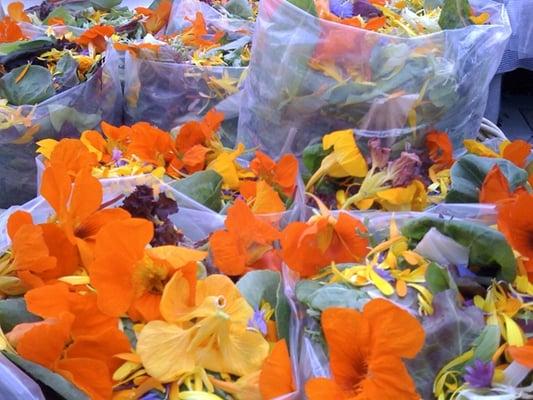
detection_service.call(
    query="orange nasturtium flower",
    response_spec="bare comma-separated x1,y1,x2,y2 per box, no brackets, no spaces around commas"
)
239,179,286,215
75,25,115,53
126,122,175,167
497,191,533,278
209,199,281,276
181,12,224,49
479,165,523,203
7,283,131,400
250,151,299,198
305,299,425,400
39,166,130,266
259,339,295,399
136,0,172,34
38,138,99,178
171,109,225,174
425,130,454,171
0,16,26,42
89,218,207,321
137,274,269,380
7,2,31,23
280,203,369,277
7,210,79,289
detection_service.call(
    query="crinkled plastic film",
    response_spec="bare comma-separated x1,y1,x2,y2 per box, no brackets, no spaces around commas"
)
237,0,511,158
166,0,255,35
0,45,123,208
123,51,245,137
502,0,533,60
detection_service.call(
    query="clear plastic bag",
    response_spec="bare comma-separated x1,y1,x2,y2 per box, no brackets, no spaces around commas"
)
0,354,45,400
0,46,123,209
123,51,245,137
237,0,511,158
502,0,533,60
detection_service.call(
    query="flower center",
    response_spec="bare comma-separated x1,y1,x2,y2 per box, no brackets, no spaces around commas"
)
134,255,169,295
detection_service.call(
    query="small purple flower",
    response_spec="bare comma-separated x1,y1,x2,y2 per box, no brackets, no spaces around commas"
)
464,359,494,389
373,266,393,282
369,138,391,169
329,0,354,18
111,148,127,167
352,0,382,19
248,308,267,335
389,152,422,187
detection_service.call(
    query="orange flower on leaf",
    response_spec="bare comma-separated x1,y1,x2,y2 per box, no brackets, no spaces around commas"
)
75,25,115,53
89,218,207,321
126,122,174,167
138,0,172,34
426,130,454,171
497,191,533,279
7,283,130,400
240,179,286,215
280,202,369,277
209,199,281,276
40,166,130,267
501,140,532,168
7,2,30,23
508,338,533,368
479,165,524,203
305,300,425,400
250,151,299,198
181,12,224,49
45,138,99,178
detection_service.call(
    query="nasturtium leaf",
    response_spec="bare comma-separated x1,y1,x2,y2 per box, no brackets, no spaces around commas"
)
425,262,453,294
297,282,368,311
170,170,223,212
471,325,501,364
0,38,55,57
3,352,89,400
286,0,317,16
0,298,41,333
224,0,254,19
48,105,101,133
402,217,517,282
54,54,80,91
236,270,280,310
43,7,76,27
406,290,484,399
446,155,528,203
438,0,472,29
295,280,322,304
302,143,328,176
0,65,55,106
91,0,122,10
275,278,291,344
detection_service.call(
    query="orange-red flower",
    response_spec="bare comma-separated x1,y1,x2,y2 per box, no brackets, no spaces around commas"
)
280,212,369,277
46,138,99,178
209,199,281,276
39,166,130,267
7,211,79,289
7,283,130,400
239,179,286,215
89,218,207,321
305,300,425,400
501,140,532,169
259,339,295,399
170,109,224,175
508,338,533,368
479,165,517,203
181,12,223,49
497,191,533,278
137,0,172,34
0,16,26,42
75,25,115,53
426,130,454,171
126,122,175,167
7,2,30,23
250,151,298,198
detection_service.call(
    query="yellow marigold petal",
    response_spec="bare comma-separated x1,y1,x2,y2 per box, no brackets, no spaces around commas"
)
464,139,499,158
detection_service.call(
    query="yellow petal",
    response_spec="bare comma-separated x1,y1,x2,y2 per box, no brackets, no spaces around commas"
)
369,267,395,296
251,181,286,214
57,275,91,285
502,314,525,346
179,392,224,400
36,138,59,160
376,184,417,211
469,12,489,24
208,152,241,189
137,320,196,382
463,139,499,158
322,130,368,178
